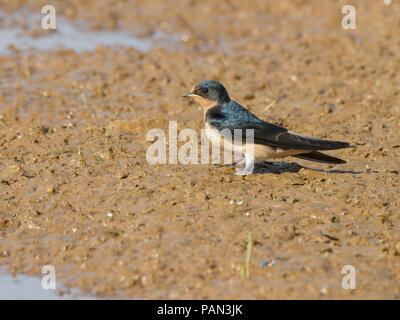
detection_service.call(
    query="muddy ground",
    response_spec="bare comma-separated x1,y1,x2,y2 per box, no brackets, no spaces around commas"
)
0,0,399,299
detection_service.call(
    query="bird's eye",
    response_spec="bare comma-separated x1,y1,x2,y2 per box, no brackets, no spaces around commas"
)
202,87,209,95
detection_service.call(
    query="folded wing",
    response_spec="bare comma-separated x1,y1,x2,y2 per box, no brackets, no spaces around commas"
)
207,101,350,151
233,122,349,151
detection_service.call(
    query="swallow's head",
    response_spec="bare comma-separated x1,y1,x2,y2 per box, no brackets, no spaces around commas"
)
183,80,230,110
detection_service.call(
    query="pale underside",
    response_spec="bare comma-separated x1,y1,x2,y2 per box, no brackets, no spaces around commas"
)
204,122,308,163
195,95,309,174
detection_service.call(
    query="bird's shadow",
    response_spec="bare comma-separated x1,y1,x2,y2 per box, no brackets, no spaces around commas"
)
251,161,362,175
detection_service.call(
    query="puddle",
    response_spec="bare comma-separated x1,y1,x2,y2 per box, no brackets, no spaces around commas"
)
0,10,177,54
0,269,94,300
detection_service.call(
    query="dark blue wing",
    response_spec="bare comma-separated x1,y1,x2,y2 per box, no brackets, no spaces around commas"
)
206,101,349,151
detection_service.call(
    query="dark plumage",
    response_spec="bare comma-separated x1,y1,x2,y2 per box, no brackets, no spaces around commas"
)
186,80,230,105
206,100,350,151
183,80,351,173
293,151,347,164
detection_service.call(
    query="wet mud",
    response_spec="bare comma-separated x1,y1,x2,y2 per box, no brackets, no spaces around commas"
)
0,0,399,298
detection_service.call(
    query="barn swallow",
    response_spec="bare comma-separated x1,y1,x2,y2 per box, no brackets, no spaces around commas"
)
183,80,351,175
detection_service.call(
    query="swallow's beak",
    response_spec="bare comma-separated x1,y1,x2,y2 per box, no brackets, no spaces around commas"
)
183,87,197,97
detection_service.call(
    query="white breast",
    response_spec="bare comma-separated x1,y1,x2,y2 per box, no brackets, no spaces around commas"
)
204,123,244,156
204,123,306,162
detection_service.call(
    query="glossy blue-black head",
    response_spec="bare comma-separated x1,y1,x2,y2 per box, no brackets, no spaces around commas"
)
183,80,230,106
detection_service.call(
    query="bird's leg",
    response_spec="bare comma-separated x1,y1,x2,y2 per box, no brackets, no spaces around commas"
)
215,155,245,167
233,155,245,166
234,154,255,176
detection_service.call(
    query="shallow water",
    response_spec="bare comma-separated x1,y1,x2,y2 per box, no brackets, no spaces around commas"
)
0,10,174,53
0,269,93,300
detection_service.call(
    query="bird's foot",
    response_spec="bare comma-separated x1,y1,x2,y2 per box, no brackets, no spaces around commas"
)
215,163,236,168
234,166,254,176
234,154,255,176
